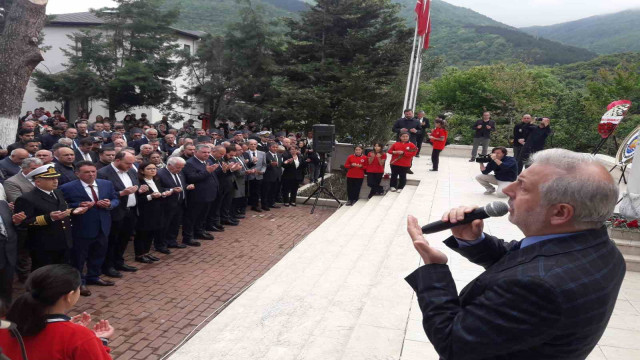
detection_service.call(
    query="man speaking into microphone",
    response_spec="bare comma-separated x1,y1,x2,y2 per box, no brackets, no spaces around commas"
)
405,148,625,360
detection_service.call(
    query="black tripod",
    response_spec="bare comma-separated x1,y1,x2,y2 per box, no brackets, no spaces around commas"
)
303,153,342,214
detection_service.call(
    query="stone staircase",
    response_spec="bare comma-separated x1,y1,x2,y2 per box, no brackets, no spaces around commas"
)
169,183,429,359
609,228,640,272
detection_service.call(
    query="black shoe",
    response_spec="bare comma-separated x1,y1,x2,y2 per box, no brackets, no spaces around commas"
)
86,278,115,286
284,203,290,207
168,244,187,249
183,240,201,247
270,205,280,209
235,214,246,219
415,155,420,158
261,207,271,211
206,225,224,232
115,264,138,272
429,169,438,172
251,207,263,212
289,203,296,207
156,248,171,254
146,254,160,261
469,159,475,162
345,200,353,206
103,268,123,278
195,232,214,240
407,169,414,174
80,285,92,296
221,220,238,226
136,256,153,264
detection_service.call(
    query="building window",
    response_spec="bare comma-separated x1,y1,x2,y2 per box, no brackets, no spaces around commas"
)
184,44,191,54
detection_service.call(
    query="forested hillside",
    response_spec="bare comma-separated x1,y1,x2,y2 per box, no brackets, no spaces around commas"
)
165,0,597,66
521,9,640,55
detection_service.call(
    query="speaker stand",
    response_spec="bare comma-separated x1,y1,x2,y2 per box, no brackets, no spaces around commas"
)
303,155,342,214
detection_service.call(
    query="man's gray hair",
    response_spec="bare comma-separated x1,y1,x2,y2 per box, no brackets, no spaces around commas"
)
195,144,210,151
167,156,186,166
58,137,73,146
21,157,42,169
530,149,618,229
145,128,158,135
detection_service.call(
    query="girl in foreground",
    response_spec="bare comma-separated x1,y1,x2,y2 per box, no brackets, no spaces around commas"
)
0,264,113,359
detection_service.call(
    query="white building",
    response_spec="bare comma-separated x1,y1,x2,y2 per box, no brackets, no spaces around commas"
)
21,12,206,124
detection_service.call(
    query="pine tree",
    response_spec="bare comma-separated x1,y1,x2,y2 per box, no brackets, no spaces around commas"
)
272,0,412,143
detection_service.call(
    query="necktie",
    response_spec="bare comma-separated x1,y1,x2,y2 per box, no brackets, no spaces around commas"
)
173,173,183,201
88,184,99,202
50,192,57,200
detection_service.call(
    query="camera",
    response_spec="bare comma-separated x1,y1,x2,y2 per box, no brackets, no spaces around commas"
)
475,154,492,163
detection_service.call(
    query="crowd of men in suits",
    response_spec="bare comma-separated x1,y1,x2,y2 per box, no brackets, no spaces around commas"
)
0,111,322,300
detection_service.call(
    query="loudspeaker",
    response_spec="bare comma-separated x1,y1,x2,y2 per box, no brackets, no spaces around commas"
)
312,124,335,153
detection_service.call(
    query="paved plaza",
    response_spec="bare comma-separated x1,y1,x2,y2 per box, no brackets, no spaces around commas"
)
168,155,640,360
34,205,335,360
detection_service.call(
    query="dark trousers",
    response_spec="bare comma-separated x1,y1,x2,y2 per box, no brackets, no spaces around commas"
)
248,179,262,207
0,265,15,304
183,201,211,240
282,178,300,204
367,173,383,196
208,187,232,225
70,232,108,284
390,165,408,189
261,180,278,207
135,229,163,256
232,197,247,215
514,145,524,174
276,178,284,202
16,230,30,280
164,202,184,246
416,135,425,154
30,249,68,271
103,208,136,271
347,177,364,201
431,149,442,170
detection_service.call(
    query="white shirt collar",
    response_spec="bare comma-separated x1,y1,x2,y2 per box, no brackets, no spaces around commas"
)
81,180,97,188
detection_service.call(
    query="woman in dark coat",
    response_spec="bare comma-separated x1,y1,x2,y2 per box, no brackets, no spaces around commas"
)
282,146,307,207
135,162,171,263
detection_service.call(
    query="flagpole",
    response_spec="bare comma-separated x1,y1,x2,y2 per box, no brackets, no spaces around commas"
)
402,24,419,115
410,39,423,110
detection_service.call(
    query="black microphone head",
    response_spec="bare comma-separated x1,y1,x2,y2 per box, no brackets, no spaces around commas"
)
484,201,509,217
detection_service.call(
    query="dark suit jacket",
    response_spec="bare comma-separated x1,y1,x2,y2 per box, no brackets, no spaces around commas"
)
183,157,218,203
40,134,62,150
0,157,20,180
59,179,119,239
212,156,234,192
74,149,99,164
282,154,306,182
264,152,283,182
157,168,187,207
405,227,625,360
15,188,72,251
0,201,18,270
53,161,77,185
97,165,139,221
135,178,166,231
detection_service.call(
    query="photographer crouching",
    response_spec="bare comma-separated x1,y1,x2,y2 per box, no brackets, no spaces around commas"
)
475,146,517,197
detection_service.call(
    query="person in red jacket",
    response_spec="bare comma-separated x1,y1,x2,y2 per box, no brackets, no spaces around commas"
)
344,145,367,206
0,264,113,360
387,132,417,193
429,117,448,172
366,142,387,198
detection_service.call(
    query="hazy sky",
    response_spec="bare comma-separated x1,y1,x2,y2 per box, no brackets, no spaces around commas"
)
46,0,640,27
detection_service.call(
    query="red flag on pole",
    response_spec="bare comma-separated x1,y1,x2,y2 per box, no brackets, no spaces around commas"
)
415,0,428,36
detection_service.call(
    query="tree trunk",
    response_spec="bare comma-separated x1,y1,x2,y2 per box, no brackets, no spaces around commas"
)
0,0,47,148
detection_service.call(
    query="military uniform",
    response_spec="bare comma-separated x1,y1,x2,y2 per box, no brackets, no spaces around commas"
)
14,165,73,270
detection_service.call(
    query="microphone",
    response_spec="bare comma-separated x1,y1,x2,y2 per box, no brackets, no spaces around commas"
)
421,201,509,234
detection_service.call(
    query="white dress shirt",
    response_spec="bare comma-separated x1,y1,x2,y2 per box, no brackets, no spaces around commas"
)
143,178,160,201
111,163,136,207
80,180,99,201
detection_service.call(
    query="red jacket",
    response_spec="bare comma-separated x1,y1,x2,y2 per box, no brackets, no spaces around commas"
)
431,128,448,150
387,141,417,167
345,154,368,178
0,320,112,360
366,152,387,174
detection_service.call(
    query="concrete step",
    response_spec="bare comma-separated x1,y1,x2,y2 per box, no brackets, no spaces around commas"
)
624,254,640,272
169,190,413,359
614,239,640,257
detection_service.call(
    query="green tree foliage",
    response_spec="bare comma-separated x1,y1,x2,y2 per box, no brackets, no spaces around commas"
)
32,0,182,118
180,1,279,124
271,0,412,144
